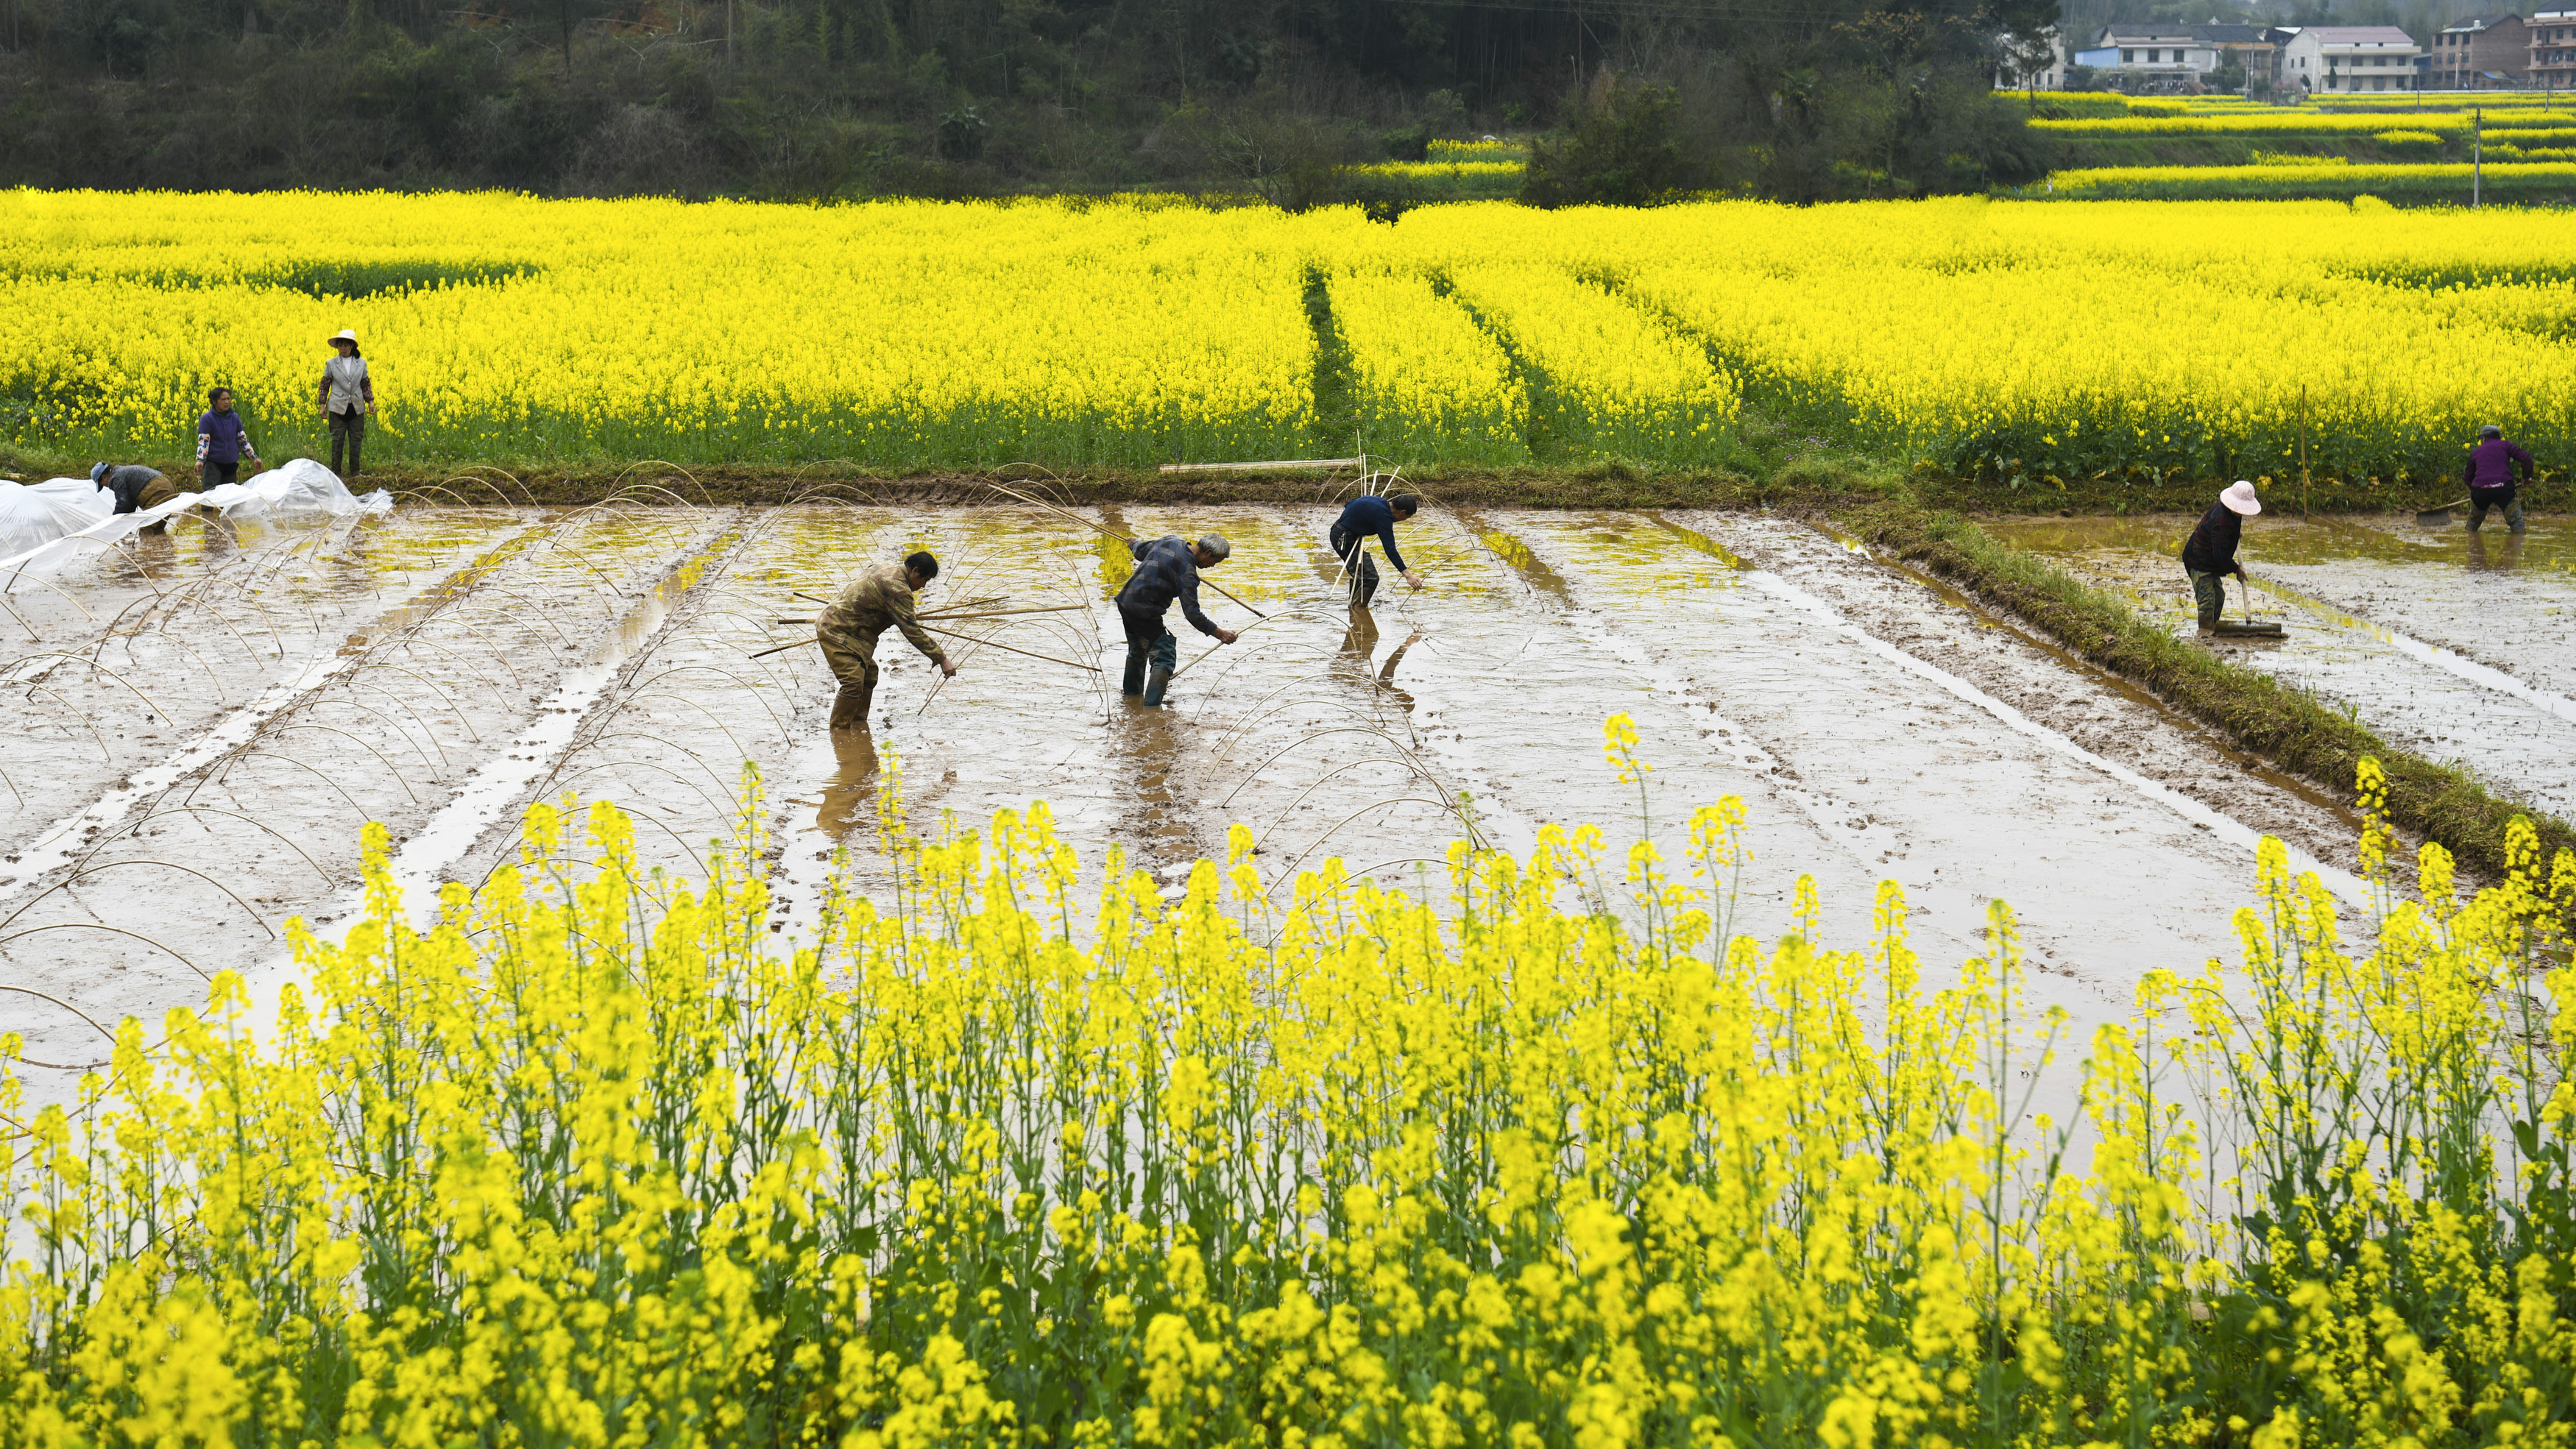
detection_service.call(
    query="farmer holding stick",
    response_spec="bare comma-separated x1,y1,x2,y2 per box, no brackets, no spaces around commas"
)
1119,533,1236,706
2182,481,2260,636
817,550,958,731
2463,424,2535,536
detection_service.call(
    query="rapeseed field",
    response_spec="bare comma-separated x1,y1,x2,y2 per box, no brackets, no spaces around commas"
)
4,735,2572,1445
5,190,2575,483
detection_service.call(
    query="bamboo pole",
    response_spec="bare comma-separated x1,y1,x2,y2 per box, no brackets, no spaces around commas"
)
917,603,1089,620
916,623,1100,672
752,621,1100,672
1156,456,1365,474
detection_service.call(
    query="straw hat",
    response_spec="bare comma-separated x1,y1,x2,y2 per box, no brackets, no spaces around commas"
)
2221,481,2262,516
328,329,358,347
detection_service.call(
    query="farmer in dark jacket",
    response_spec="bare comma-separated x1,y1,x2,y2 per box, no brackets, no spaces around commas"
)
2463,424,2535,536
1117,534,1236,706
197,387,258,489
2181,481,2261,634
1329,492,1428,608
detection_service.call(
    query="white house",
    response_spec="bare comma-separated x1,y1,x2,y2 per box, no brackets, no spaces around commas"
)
2279,25,2425,93
2072,29,2223,88
1994,29,2068,90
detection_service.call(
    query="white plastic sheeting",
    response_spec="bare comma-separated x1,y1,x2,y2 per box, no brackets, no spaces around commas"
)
0,478,113,559
0,485,203,583
199,458,391,518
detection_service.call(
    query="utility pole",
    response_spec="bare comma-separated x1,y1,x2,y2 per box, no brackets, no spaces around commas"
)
2299,384,2310,516
2474,105,2483,208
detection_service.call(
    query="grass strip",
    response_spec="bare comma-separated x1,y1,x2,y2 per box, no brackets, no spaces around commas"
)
1838,497,2576,885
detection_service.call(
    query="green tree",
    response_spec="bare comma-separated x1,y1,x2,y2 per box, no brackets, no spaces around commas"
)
1520,71,1710,208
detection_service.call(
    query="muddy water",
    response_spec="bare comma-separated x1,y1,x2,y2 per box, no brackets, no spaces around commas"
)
5,504,2398,1110
1,502,723,1070
1989,514,2576,823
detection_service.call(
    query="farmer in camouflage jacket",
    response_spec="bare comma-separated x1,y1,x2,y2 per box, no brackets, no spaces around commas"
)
818,550,957,731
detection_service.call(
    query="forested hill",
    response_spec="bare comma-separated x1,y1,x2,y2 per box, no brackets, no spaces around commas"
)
0,0,2062,202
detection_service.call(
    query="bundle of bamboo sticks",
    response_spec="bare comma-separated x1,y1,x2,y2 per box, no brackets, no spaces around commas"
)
751,590,1100,672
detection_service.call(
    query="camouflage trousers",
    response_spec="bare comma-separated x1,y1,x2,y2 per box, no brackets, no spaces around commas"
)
817,612,882,731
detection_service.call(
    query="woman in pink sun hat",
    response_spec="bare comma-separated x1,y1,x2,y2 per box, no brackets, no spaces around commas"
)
2181,481,2260,636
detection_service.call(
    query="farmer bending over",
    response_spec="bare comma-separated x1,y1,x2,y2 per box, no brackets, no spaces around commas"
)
2464,424,2535,536
2182,481,2260,636
1118,534,1236,707
1330,492,1428,609
818,550,957,732
88,461,181,534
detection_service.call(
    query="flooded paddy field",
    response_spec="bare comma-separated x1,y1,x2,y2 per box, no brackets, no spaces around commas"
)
3,503,2401,1092
1988,514,2576,823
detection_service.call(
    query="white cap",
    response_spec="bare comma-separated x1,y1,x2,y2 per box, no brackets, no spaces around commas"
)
329,329,358,346
2221,481,2262,516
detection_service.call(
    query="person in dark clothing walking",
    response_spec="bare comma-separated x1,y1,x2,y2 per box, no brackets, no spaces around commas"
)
2463,424,2535,536
2181,481,2261,634
1117,533,1237,706
1329,492,1428,608
317,329,375,478
197,388,258,489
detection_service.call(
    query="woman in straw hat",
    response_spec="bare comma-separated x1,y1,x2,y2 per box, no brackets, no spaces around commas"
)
316,329,375,478
2181,481,2260,635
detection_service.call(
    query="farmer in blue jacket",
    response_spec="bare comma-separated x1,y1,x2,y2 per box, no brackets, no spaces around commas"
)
197,387,259,489
1329,492,1428,609
2463,424,2536,536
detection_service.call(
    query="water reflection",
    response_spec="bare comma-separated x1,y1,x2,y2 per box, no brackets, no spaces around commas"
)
814,729,880,843
2466,531,2524,573
1334,606,1423,702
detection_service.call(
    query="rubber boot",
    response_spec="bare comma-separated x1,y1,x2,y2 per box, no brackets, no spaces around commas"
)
1140,632,1178,706
1122,645,1148,696
348,437,363,479
330,436,346,477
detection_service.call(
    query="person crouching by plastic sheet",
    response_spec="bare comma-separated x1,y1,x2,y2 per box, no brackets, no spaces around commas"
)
88,461,180,534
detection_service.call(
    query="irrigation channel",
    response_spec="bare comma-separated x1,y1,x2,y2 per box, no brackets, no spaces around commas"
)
7,500,2541,1109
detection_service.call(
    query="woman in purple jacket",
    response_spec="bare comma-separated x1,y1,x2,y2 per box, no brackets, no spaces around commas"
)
2463,424,2536,536
197,387,259,489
